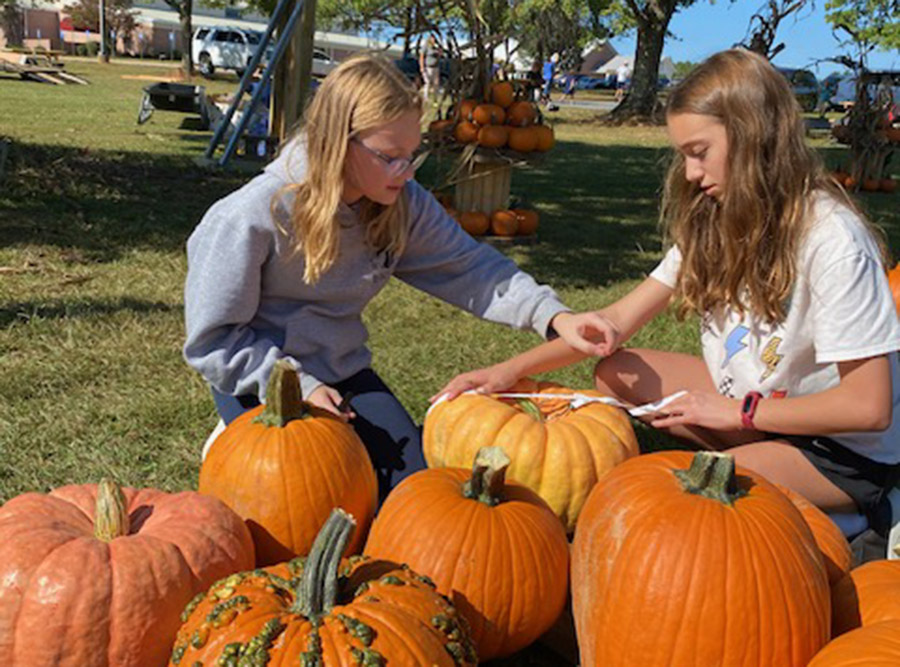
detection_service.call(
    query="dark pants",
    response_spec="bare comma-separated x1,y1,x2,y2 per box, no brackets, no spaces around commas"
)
211,368,426,503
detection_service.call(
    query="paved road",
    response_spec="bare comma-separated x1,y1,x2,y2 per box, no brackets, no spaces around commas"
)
547,98,618,112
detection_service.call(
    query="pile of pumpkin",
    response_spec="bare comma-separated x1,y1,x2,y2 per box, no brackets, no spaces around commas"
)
831,168,897,193
429,81,555,154
4,363,900,665
450,206,539,238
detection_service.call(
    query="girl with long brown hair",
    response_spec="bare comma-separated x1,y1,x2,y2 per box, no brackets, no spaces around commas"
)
436,49,900,552
184,53,586,500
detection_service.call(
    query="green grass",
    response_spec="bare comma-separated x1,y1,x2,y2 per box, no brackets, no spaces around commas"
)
1,59,898,503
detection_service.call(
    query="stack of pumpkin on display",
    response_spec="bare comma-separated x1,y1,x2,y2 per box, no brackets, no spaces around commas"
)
9,360,900,664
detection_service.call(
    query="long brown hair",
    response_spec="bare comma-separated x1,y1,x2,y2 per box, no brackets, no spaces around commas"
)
275,53,422,284
661,49,884,323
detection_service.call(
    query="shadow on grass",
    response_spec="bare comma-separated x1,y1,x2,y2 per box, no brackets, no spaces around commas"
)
0,297,176,327
0,140,249,261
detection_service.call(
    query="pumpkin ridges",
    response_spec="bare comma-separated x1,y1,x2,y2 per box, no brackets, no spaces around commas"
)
538,421,598,526
832,560,900,636
808,618,900,666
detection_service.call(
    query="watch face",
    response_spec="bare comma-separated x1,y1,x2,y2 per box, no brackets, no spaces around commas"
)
742,394,755,412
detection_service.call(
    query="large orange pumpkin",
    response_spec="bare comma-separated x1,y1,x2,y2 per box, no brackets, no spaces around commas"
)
490,80,515,108
832,559,900,636
572,451,830,667
776,484,852,586
169,509,477,666
0,479,255,666
199,360,378,566
887,263,900,315
365,447,569,660
456,98,478,122
424,378,639,532
808,619,900,666
472,103,506,126
507,100,537,127
458,211,490,236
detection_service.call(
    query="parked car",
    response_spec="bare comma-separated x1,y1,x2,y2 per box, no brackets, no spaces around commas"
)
311,48,338,78
192,26,271,78
576,74,615,90
776,67,820,112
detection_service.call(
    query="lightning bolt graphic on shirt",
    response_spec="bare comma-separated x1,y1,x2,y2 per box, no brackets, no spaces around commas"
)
722,325,750,368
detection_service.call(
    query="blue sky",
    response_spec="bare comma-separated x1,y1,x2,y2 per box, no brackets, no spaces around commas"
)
609,1,898,76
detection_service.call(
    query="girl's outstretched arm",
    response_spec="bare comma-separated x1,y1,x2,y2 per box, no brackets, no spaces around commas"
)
432,276,674,401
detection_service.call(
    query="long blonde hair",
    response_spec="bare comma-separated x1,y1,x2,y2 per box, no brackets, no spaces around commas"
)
661,49,882,323
276,53,422,284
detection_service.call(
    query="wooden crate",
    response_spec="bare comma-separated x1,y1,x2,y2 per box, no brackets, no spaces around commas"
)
453,157,512,213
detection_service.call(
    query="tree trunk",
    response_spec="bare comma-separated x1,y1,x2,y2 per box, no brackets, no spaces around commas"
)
271,0,317,141
179,0,192,79
610,0,676,121
402,5,412,56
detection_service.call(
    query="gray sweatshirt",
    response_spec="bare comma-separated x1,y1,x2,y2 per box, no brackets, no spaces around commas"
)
184,137,569,401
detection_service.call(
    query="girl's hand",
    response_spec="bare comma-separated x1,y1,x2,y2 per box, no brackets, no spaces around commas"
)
430,363,521,403
551,311,621,357
650,391,742,432
307,385,355,421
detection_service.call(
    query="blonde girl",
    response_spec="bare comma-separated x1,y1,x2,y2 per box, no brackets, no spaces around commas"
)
184,54,585,500
437,49,900,545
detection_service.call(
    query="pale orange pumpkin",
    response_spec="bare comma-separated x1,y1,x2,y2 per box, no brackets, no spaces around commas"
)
424,378,639,531
199,360,378,566
490,209,519,236
0,479,255,666
572,451,830,667
365,447,569,660
808,619,900,666
458,211,490,236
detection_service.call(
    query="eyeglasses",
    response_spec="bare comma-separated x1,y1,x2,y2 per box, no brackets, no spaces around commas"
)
351,137,429,178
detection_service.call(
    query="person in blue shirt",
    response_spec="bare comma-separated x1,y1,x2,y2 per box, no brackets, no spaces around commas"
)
541,52,560,107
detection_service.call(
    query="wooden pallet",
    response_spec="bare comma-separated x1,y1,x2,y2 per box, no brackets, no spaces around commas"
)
0,51,88,85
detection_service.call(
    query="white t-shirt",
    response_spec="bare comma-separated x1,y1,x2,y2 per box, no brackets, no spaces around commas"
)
650,193,900,463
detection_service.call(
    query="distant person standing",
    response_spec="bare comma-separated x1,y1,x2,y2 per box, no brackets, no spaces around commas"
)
615,61,632,102
541,52,560,109
562,71,577,101
525,58,543,103
419,35,441,105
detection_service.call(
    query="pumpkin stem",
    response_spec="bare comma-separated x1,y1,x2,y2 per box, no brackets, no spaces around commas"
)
253,359,309,427
516,398,545,423
673,452,745,506
94,478,130,541
294,508,356,618
463,446,510,506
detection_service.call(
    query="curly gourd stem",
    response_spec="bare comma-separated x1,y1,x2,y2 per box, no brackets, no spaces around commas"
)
295,508,356,618
94,478,130,541
674,451,745,506
254,359,308,427
463,446,510,507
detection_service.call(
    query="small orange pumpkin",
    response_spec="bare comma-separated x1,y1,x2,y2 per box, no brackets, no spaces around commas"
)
508,126,538,153
458,211,490,236
365,447,569,660
881,178,897,193
199,360,378,566
428,119,454,138
832,559,900,636
887,263,900,315
512,208,539,236
472,103,506,126
477,124,509,148
490,209,519,236
507,101,537,127
490,80,515,108
533,124,555,151
454,121,479,144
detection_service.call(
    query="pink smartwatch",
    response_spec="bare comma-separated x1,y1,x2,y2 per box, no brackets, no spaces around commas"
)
740,391,763,430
